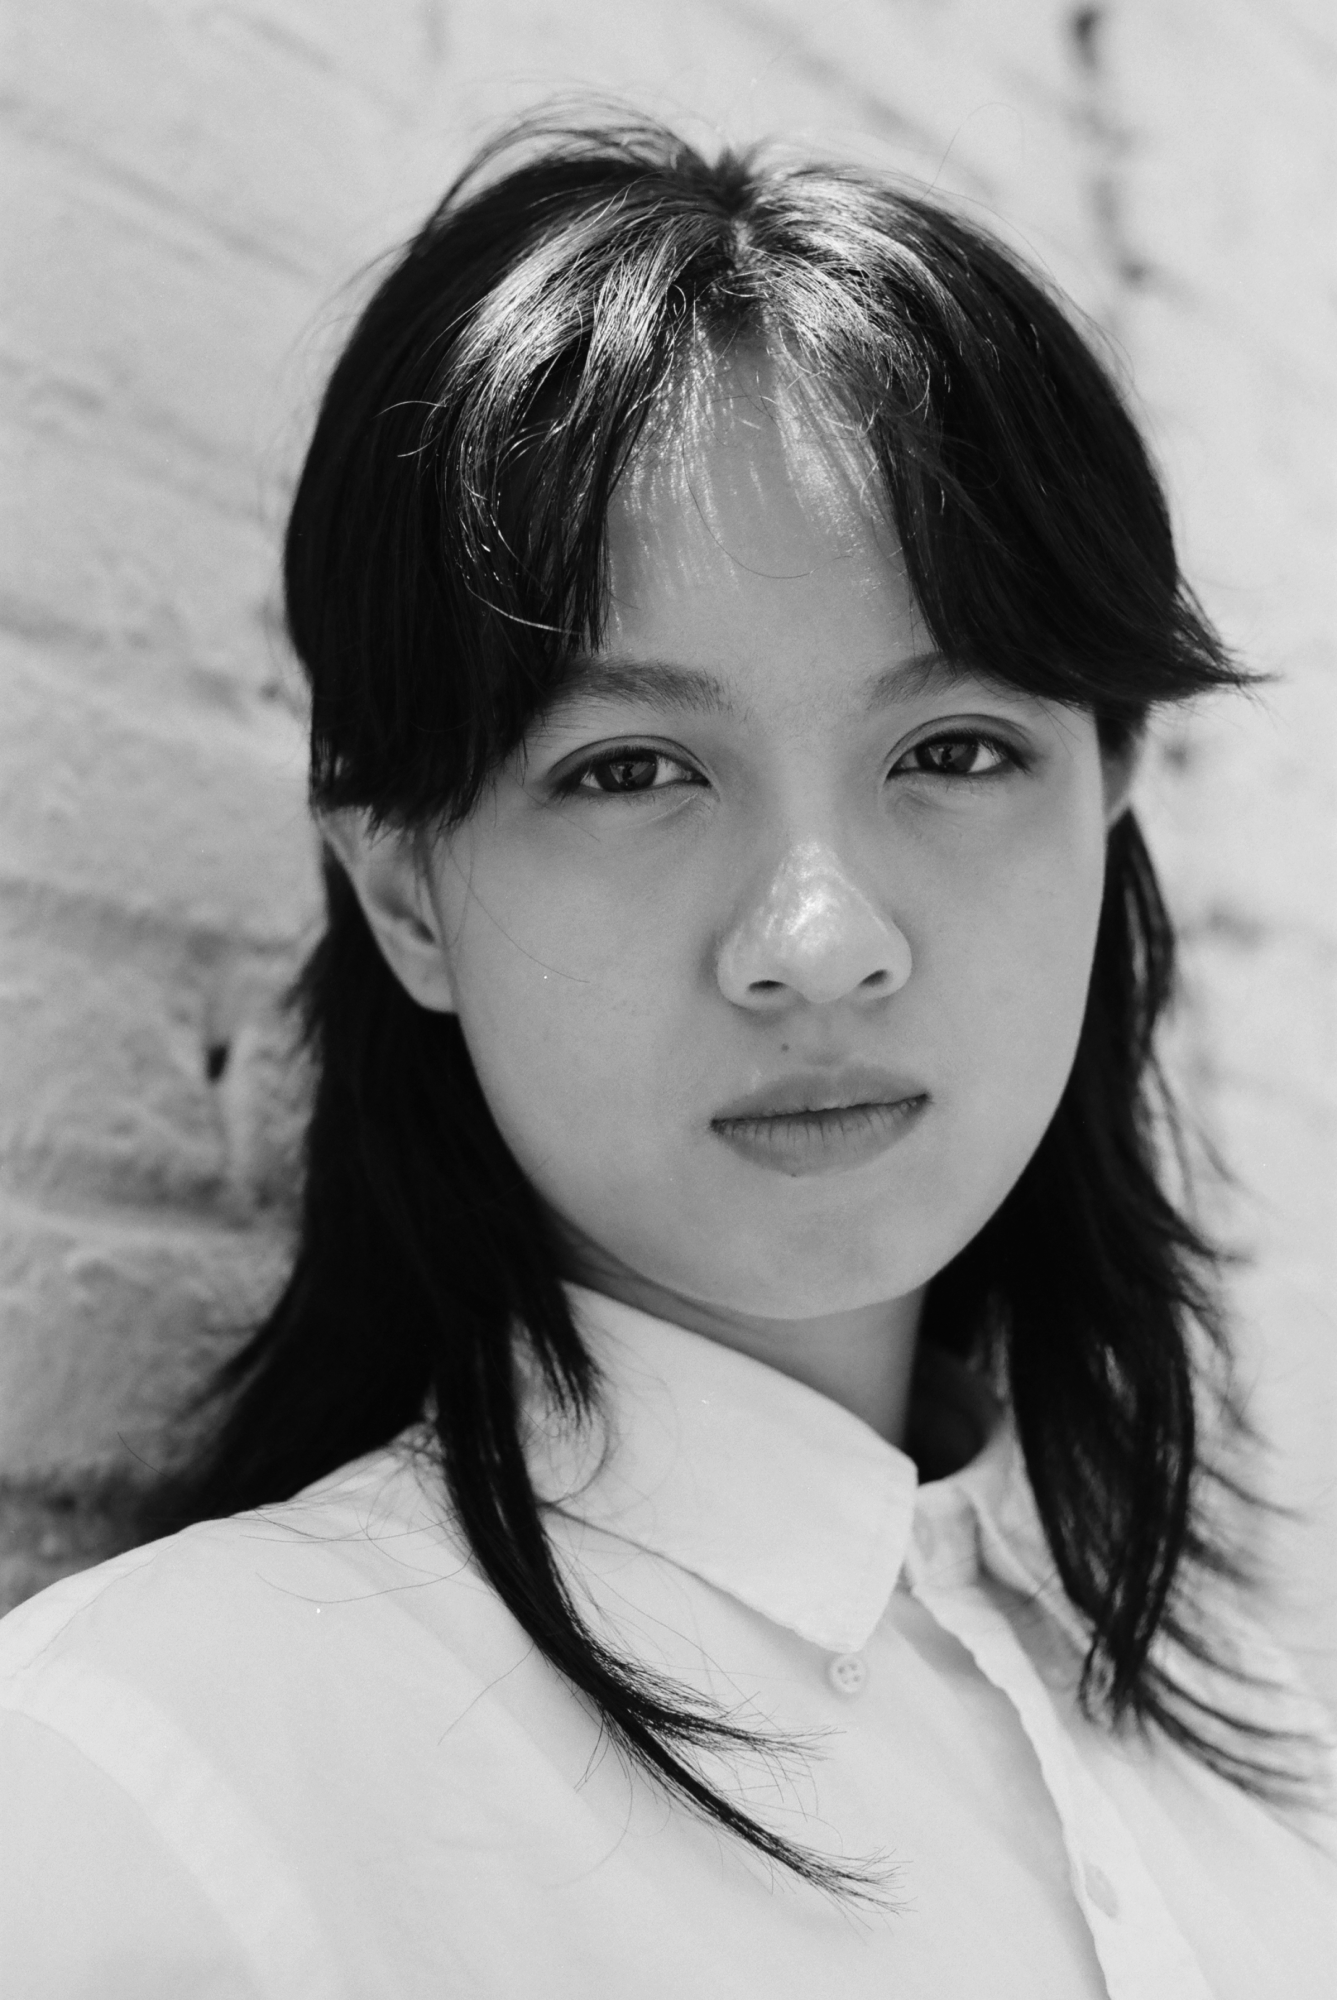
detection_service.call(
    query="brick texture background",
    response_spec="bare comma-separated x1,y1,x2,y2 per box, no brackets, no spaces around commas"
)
2,1,1333,1697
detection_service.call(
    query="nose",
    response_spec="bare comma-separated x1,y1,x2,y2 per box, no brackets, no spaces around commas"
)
716,839,912,1010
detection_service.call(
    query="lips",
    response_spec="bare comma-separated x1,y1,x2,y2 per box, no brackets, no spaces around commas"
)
710,1065,928,1123
708,1066,930,1178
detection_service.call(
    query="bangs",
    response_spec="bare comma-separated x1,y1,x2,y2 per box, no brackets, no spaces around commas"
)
287,120,1245,829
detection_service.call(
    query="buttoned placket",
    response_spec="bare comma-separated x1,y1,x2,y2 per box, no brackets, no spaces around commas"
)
903,1490,1215,2000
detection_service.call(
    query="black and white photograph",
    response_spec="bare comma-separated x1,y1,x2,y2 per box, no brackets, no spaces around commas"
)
1,3,1333,1993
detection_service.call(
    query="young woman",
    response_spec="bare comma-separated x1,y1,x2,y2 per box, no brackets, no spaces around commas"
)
0,118,1330,1998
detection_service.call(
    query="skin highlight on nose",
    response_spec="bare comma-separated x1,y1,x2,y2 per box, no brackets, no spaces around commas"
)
717,839,913,1007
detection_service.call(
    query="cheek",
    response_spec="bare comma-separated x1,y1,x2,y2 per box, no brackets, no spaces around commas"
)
929,819,1105,1170
436,853,675,1187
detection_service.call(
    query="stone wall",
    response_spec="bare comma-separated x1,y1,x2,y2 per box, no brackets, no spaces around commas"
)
2,0,1332,1694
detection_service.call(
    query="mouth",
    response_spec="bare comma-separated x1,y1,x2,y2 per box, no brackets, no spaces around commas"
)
709,1067,930,1178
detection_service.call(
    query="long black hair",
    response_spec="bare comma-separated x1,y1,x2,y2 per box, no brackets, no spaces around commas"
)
159,117,1315,1895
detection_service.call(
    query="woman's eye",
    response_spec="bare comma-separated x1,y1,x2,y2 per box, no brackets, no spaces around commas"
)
893,733,1015,779
565,749,702,796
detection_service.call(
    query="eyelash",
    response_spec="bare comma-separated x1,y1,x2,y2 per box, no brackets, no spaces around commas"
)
892,731,1025,781
554,749,705,798
556,730,1024,798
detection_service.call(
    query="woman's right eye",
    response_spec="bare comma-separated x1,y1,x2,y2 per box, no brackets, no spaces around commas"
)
562,750,703,796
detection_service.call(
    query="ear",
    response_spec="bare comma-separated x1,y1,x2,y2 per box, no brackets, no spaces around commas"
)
1101,726,1144,829
320,810,457,1013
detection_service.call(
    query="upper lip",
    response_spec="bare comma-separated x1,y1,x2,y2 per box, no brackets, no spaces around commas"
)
711,1066,929,1123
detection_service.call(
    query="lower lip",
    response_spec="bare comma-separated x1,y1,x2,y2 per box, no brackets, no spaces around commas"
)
709,1096,928,1178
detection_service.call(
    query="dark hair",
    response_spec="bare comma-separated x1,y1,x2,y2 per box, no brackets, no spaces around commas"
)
160,116,1314,1896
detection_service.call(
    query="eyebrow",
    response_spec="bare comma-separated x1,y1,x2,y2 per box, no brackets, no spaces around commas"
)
543,656,733,719
540,648,985,723
864,651,987,706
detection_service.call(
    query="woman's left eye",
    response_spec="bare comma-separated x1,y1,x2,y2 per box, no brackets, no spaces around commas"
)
891,733,1017,780
561,749,703,797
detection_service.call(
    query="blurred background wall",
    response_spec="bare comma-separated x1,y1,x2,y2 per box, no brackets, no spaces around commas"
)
2,0,1333,1696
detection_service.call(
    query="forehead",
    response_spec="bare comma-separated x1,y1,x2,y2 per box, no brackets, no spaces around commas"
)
606,346,895,598
596,349,923,714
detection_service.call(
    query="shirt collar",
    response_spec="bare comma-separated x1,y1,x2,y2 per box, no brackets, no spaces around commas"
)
524,1285,1018,1655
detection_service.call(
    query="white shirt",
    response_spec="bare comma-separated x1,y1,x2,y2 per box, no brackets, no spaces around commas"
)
0,1286,1331,1998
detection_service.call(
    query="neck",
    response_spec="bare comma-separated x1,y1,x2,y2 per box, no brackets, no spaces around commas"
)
562,1246,924,1447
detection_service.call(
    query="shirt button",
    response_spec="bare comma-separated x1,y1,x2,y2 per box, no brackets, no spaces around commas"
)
826,1652,869,1696
1083,1861,1120,1920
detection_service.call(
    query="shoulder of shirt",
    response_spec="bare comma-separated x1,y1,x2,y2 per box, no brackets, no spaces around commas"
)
0,1428,468,1684
957,1419,1337,1810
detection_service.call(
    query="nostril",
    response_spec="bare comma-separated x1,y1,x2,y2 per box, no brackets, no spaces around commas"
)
749,978,785,994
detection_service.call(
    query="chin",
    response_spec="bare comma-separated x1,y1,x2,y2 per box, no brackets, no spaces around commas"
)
748,1198,961,1301
704,1239,938,1322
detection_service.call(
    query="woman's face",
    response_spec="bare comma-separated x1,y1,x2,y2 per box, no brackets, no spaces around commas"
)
359,373,1124,1330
